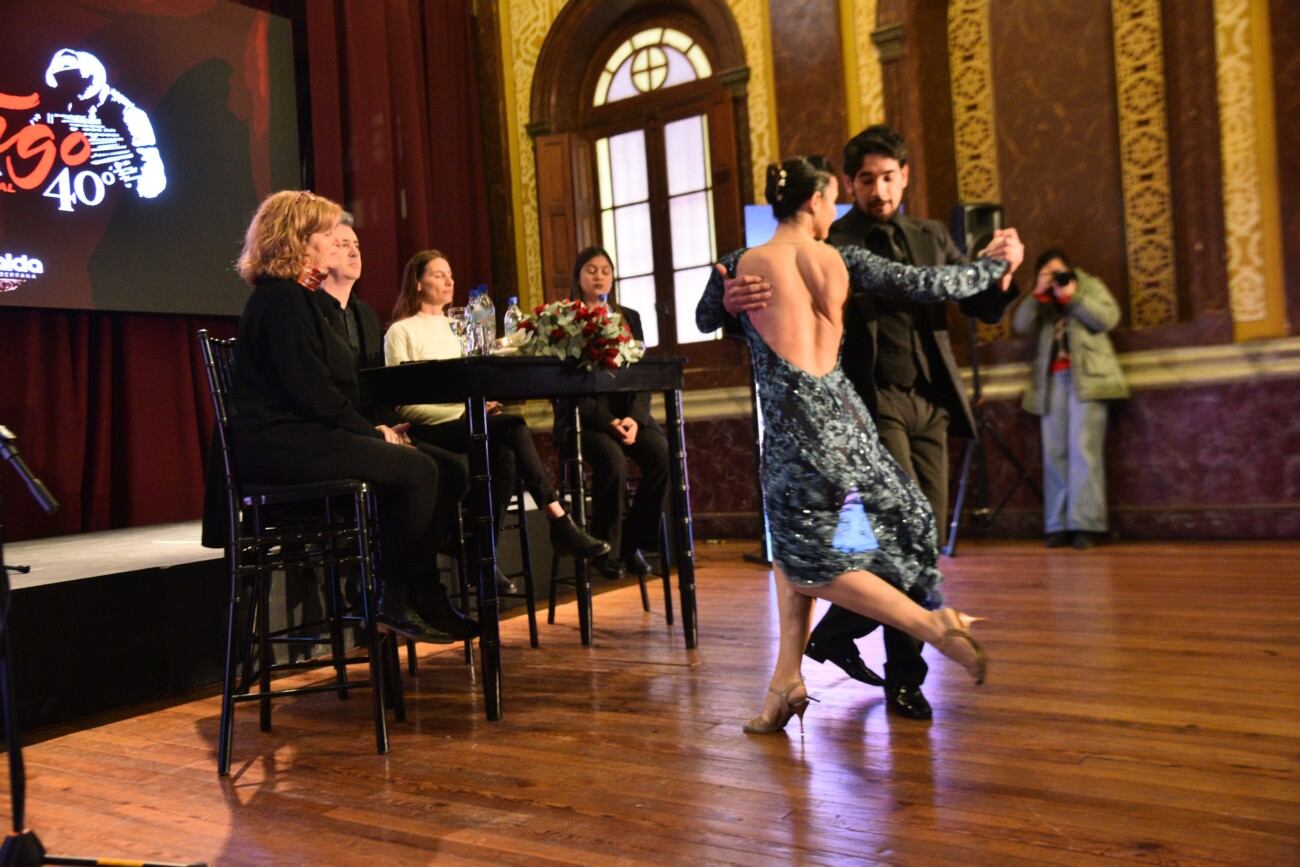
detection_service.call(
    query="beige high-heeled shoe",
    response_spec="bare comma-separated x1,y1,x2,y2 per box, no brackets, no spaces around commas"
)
933,609,987,685
743,680,819,734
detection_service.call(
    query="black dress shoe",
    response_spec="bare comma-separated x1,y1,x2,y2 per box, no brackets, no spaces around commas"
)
805,637,885,686
593,555,625,581
622,548,653,578
411,584,481,641
377,593,464,644
494,567,518,595
1071,531,1098,550
550,514,611,559
885,683,933,720
1045,532,1070,548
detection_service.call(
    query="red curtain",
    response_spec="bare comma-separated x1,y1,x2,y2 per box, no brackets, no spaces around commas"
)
0,0,491,542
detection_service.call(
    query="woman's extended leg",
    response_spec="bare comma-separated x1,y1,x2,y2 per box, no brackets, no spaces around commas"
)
805,570,985,682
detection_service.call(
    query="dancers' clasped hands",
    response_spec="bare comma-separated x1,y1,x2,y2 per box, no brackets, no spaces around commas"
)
975,227,1025,291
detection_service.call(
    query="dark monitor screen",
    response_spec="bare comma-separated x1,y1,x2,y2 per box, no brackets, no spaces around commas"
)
0,1,302,316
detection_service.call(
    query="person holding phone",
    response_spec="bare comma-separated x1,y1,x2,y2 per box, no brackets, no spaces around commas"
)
1012,248,1129,549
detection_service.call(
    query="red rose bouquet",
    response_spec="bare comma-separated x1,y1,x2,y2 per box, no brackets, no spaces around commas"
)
518,300,645,370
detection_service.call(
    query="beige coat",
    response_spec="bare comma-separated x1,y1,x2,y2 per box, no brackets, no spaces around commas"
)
1012,267,1129,415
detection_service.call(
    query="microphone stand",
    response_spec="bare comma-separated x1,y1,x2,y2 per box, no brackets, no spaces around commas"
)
0,425,203,867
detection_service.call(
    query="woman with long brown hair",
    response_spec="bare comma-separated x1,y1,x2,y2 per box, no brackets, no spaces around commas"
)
384,250,611,570
225,191,476,643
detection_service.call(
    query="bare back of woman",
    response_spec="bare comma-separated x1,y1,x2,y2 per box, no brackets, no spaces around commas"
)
738,239,847,378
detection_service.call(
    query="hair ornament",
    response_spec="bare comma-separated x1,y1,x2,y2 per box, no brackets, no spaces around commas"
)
774,167,788,202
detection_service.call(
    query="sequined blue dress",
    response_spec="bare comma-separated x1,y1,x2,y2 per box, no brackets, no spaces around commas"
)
699,245,1008,601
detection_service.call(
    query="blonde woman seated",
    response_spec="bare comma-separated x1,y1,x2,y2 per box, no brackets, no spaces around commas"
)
384,250,610,569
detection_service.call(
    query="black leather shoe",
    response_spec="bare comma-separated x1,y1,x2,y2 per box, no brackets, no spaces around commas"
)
885,683,933,720
805,637,885,686
412,584,481,642
495,567,518,595
1072,531,1098,550
377,593,463,644
593,555,625,581
1045,532,1070,548
550,514,611,559
623,548,653,578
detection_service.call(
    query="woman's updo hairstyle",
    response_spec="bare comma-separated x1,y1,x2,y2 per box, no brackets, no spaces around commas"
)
765,155,835,221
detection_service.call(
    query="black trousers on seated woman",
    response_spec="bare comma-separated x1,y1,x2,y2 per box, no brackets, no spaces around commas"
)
580,423,669,562
409,413,559,535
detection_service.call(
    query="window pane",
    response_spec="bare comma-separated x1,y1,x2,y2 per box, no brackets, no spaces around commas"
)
606,62,639,104
595,138,612,210
613,203,654,277
674,266,721,344
664,114,707,195
669,191,714,269
601,209,617,269
618,274,659,347
662,47,698,88
609,129,648,205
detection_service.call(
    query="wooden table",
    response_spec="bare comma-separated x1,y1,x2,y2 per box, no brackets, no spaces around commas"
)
363,356,698,720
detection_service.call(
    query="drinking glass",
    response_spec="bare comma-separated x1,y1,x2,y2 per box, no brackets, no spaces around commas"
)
446,306,470,355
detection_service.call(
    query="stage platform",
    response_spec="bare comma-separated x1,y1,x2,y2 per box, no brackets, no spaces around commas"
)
1,539,1295,864
5,510,642,733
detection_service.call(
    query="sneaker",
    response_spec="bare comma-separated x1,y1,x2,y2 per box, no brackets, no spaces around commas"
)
550,514,611,559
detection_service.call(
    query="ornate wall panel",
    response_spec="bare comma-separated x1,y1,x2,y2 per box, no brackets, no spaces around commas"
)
987,1,1129,334
840,0,884,136
501,0,779,309
771,0,848,163
1213,0,1287,337
1111,0,1178,328
1270,0,1300,334
947,0,1005,344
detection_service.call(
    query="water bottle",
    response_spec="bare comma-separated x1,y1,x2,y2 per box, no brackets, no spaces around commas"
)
476,285,497,347
503,296,523,335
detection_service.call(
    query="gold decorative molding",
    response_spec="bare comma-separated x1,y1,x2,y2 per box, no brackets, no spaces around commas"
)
500,0,779,311
839,0,884,138
947,0,1005,345
1111,0,1179,329
1213,0,1288,340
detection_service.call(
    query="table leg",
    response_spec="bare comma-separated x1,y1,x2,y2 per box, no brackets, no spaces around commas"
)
570,402,593,646
663,388,697,649
467,395,501,720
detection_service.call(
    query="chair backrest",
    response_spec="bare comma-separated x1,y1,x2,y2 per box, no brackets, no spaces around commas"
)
198,329,242,512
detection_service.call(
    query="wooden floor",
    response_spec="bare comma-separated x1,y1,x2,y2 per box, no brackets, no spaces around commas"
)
5,540,1298,865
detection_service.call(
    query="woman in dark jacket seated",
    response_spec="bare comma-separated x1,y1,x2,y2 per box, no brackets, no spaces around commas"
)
556,246,670,580
223,190,475,643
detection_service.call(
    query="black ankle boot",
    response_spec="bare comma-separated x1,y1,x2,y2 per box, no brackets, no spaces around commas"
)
550,514,611,558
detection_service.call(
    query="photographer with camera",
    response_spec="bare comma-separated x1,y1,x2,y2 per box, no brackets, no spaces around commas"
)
1012,249,1128,549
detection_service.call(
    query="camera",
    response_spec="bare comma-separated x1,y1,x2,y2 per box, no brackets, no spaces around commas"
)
1051,270,1076,288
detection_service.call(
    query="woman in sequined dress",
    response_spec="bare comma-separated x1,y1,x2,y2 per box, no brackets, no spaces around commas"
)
698,157,1012,734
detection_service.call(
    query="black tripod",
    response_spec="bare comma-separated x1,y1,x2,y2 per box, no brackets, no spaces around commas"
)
943,321,1042,556
0,425,203,867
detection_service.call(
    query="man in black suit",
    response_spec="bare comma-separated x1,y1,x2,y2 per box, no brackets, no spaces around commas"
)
720,126,1022,719
314,215,477,639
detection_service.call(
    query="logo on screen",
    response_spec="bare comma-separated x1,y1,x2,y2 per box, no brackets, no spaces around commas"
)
0,48,167,212
0,252,45,293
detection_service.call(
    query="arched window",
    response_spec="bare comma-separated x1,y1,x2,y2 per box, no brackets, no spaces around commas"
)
593,28,713,107
532,2,748,363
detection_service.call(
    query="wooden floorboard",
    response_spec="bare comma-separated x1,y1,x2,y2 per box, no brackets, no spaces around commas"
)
3,540,1297,865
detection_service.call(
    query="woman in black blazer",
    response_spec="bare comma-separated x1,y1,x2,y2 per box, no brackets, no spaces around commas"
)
556,246,670,580
225,190,474,643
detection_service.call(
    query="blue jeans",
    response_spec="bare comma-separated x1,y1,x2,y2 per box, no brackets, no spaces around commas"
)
1041,369,1109,533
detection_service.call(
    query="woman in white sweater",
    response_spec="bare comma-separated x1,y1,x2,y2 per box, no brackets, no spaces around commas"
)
385,249,610,566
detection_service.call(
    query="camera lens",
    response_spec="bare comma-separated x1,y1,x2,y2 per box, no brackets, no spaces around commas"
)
1052,270,1075,288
